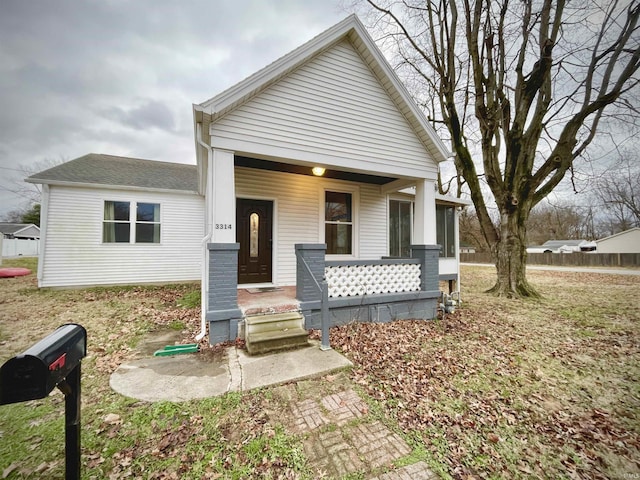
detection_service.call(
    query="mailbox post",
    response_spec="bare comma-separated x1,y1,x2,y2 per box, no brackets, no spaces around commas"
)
0,323,87,480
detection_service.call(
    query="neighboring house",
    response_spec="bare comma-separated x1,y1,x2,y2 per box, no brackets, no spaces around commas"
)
527,239,592,254
28,15,466,344
0,223,40,239
596,228,640,253
0,223,41,257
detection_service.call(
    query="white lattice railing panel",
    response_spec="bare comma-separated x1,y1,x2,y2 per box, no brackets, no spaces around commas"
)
325,263,421,297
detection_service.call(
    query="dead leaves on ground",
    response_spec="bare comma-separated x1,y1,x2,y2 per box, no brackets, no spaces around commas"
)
330,307,640,479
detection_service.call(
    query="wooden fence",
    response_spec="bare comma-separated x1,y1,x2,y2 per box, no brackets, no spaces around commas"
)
461,252,640,268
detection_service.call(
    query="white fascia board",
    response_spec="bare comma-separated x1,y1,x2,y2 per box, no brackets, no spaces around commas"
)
198,15,451,164
24,179,201,196
198,15,360,116
347,19,451,163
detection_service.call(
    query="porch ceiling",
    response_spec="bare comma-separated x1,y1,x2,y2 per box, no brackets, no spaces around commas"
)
235,156,397,185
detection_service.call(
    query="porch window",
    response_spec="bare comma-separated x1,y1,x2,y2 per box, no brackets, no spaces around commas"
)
325,191,352,255
103,201,161,243
436,205,455,257
389,199,412,257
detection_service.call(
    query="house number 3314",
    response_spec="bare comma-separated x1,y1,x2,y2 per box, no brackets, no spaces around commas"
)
215,224,232,230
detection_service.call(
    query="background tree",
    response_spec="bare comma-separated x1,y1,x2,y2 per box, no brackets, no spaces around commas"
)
20,204,41,227
593,152,640,234
1,203,41,226
0,157,65,221
526,201,592,244
361,0,640,296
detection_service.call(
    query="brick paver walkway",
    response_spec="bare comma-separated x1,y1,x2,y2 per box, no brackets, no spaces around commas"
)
370,461,438,480
289,388,437,479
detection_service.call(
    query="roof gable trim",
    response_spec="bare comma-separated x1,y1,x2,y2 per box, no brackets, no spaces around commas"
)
198,15,450,162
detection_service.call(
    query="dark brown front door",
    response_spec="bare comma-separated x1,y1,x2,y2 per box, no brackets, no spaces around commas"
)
237,199,273,284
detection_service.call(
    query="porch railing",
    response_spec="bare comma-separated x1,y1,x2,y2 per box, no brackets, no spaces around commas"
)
324,260,421,298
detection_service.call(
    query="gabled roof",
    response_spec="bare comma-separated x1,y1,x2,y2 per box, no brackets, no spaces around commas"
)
194,14,450,163
596,227,640,243
542,239,587,248
0,223,40,236
26,154,198,193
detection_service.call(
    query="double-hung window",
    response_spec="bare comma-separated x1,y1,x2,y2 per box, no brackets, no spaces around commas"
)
103,201,161,243
325,191,352,255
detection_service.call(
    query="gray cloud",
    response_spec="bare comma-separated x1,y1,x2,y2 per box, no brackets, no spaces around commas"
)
0,0,348,217
102,100,176,132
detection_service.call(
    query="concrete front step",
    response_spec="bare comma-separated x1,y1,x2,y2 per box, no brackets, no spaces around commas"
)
245,311,304,335
245,311,308,355
246,327,309,355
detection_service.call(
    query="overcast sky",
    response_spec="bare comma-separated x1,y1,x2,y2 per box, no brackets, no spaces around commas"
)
0,0,350,218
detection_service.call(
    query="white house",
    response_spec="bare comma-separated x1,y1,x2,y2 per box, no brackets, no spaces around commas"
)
596,228,640,253
0,223,41,257
527,239,593,254
28,15,467,345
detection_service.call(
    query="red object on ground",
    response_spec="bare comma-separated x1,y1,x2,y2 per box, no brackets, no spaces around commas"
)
0,267,31,278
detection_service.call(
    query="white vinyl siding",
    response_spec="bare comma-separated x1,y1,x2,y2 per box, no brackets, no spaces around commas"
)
359,184,387,259
212,39,438,179
40,185,204,287
235,167,389,285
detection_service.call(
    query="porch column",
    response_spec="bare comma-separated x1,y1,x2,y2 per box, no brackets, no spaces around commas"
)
207,243,242,344
411,244,440,293
413,179,437,245
210,148,236,242
204,148,239,344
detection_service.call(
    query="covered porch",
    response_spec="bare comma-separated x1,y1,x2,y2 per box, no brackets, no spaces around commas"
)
193,15,453,346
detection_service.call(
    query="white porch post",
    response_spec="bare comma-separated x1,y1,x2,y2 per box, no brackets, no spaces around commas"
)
413,179,437,244
209,149,236,242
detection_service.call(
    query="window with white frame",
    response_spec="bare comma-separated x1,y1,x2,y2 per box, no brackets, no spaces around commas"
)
325,191,352,255
103,201,161,243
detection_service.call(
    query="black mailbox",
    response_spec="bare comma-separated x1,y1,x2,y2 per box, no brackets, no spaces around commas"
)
1,323,87,479
1,323,86,405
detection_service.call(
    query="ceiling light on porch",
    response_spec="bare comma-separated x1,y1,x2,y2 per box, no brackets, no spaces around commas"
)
312,167,325,176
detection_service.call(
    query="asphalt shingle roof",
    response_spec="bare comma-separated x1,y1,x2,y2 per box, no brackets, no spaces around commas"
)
26,153,198,192
541,239,586,248
0,223,33,235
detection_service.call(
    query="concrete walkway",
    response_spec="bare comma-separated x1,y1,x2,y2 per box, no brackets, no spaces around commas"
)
109,340,353,402
109,343,437,479
463,262,640,276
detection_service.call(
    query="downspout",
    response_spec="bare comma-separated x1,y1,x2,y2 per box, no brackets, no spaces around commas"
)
196,121,213,342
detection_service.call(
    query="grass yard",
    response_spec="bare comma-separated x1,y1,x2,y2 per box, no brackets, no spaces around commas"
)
0,257,638,479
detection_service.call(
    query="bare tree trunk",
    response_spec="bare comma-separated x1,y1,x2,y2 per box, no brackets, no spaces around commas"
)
363,0,640,298
488,211,538,297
